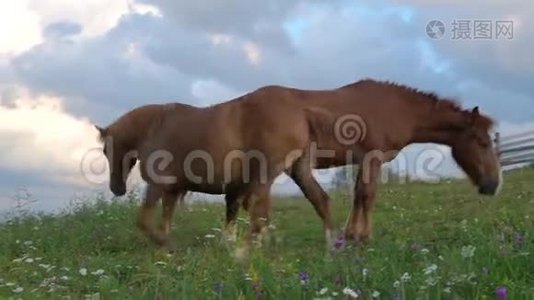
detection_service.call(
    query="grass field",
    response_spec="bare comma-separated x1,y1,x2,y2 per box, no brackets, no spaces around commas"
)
1,168,533,299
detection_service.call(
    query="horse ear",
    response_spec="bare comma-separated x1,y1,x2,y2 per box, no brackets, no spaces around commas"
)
469,106,480,125
94,125,107,137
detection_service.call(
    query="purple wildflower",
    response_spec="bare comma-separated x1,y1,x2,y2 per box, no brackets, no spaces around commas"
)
213,282,223,295
334,236,345,249
513,231,524,247
299,271,309,285
496,287,507,300
410,243,420,251
252,282,264,299
334,274,343,287
393,293,403,300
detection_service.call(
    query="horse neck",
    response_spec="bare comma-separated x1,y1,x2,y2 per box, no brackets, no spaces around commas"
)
113,108,163,151
409,101,466,146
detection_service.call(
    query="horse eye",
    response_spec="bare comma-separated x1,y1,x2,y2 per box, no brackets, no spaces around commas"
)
478,138,490,148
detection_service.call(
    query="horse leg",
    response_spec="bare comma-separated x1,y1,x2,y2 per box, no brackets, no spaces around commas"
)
222,190,244,242
159,190,186,236
344,159,381,244
286,158,334,251
235,183,272,261
137,184,171,248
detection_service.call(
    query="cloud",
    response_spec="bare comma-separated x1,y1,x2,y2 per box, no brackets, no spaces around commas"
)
390,1,534,116
11,13,197,125
191,79,243,106
25,0,130,37
0,86,100,187
43,21,83,40
0,1,42,57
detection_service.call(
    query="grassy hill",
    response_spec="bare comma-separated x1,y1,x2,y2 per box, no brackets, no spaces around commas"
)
0,169,533,299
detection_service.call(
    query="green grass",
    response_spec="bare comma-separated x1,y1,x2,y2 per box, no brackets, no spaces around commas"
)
1,169,533,299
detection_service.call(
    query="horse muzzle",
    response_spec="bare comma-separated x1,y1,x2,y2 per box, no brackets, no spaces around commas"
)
111,185,126,197
478,178,500,196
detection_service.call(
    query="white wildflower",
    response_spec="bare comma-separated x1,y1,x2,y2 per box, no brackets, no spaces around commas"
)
6,282,15,287
420,248,430,255
372,290,380,298
460,219,468,231
12,258,23,263
393,280,401,288
79,268,88,276
424,264,438,275
13,287,24,294
91,269,105,276
401,272,411,282
24,258,34,263
154,261,167,267
204,234,216,239
362,268,369,277
23,241,33,246
85,292,101,300
211,228,222,232
61,276,70,281
461,245,476,259
318,287,328,295
342,287,359,298
425,277,438,286
443,287,451,293
39,264,54,272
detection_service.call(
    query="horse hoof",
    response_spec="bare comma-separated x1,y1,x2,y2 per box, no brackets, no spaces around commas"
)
344,231,357,242
164,242,177,254
355,235,371,246
234,246,250,263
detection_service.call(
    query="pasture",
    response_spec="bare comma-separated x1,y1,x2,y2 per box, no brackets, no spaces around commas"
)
0,168,533,299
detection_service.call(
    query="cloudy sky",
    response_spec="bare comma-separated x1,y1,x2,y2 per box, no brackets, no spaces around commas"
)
1,0,533,213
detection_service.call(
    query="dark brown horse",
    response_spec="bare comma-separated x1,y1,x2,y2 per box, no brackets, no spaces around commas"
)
236,79,501,243
96,90,334,256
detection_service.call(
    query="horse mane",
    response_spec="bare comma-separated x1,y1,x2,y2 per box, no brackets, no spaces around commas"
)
99,104,169,141
344,79,495,130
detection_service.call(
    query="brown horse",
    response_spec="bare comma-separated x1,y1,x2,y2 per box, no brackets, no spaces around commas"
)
95,103,198,235
234,79,501,243
95,103,333,249
96,89,335,255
